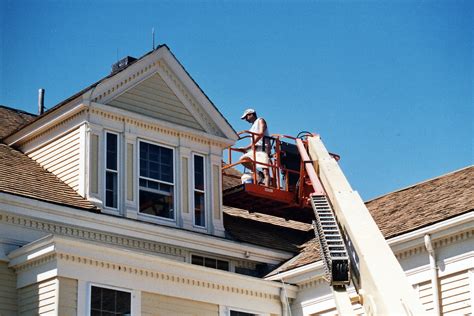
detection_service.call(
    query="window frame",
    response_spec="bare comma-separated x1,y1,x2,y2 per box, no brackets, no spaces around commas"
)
87,283,133,316
192,152,207,228
137,139,177,222
104,131,120,211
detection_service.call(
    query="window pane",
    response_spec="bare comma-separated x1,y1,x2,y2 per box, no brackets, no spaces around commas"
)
204,257,217,268
194,155,204,191
105,171,118,208
230,311,256,316
90,286,131,315
139,189,174,219
139,142,173,183
217,260,229,271
194,191,205,227
191,255,204,266
101,287,115,311
106,133,118,171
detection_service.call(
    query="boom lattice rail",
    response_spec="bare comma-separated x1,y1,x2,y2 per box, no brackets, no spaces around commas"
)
311,195,350,286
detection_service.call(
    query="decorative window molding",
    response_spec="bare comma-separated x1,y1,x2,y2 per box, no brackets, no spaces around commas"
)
138,140,176,221
192,153,206,228
105,131,119,210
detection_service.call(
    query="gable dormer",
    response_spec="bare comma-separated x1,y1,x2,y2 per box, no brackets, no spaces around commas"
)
5,45,238,237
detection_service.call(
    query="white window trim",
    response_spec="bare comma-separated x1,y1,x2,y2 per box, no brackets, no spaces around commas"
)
137,139,177,222
86,282,139,316
192,153,207,228
104,131,120,212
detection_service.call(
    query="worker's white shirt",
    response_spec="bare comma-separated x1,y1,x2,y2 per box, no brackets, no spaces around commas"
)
249,118,270,148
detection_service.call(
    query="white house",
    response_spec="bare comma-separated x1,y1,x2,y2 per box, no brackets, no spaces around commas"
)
0,45,472,315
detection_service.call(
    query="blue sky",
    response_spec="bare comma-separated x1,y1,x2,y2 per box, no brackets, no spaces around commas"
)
1,0,472,200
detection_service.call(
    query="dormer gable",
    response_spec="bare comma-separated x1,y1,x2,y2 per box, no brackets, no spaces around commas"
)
4,45,238,237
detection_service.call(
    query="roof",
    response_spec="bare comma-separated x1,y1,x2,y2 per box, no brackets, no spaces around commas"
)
4,44,237,142
0,143,98,211
0,105,36,141
366,165,474,239
223,206,313,253
270,166,473,274
223,167,242,190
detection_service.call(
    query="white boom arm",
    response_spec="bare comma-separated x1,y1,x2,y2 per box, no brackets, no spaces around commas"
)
307,135,428,315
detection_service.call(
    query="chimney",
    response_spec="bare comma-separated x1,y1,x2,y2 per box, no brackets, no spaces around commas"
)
111,56,137,74
38,88,45,115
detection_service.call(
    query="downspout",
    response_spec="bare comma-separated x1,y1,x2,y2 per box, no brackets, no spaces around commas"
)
280,288,289,316
279,278,291,316
424,234,441,316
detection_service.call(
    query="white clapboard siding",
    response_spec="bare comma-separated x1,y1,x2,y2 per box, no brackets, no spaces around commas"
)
307,301,365,316
0,261,18,315
108,73,205,131
141,291,218,316
440,271,471,315
58,277,77,316
418,280,434,312
28,128,81,192
18,278,57,315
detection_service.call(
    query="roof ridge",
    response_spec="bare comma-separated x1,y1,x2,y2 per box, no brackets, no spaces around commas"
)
365,165,474,203
0,104,37,117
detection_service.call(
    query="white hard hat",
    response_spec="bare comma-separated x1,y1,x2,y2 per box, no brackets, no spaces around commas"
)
241,108,256,119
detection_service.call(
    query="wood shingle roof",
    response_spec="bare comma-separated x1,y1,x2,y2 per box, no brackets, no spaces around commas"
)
0,105,36,141
270,166,473,274
0,143,98,211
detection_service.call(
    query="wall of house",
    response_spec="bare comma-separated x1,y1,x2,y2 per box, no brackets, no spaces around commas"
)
107,73,204,131
58,277,78,316
141,291,219,316
18,277,57,315
27,127,82,192
0,261,17,316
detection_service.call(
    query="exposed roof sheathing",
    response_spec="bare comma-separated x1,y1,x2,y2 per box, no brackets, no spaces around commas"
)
0,144,98,211
223,206,312,253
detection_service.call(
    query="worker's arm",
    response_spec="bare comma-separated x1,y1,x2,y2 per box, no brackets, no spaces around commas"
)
237,118,267,151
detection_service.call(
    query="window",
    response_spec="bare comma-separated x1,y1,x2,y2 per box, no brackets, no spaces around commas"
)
193,154,205,227
139,141,174,219
191,255,229,271
105,132,119,209
90,285,131,316
230,311,256,316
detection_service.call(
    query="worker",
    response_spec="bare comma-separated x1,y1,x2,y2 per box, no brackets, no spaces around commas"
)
237,108,271,186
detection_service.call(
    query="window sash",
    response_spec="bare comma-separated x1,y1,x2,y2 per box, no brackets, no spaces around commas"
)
90,285,131,315
138,140,175,220
193,154,206,227
105,132,119,209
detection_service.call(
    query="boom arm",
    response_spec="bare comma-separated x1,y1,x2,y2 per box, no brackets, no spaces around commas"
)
307,135,428,315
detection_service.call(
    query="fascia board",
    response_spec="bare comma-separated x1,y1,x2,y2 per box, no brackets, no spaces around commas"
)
265,261,325,284
161,48,238,141
0,193,293,264
4,99,86,147
387,211,474,253
90,102,235,147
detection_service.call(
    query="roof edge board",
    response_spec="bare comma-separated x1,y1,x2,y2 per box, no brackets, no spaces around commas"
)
162,47,238,141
